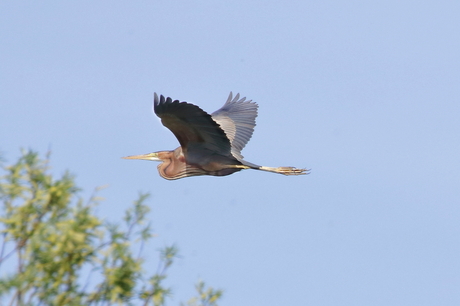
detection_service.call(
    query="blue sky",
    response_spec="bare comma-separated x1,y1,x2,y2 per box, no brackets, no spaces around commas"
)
1,1,460,305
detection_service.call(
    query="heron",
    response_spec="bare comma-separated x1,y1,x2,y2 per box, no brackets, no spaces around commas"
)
123,92,308,180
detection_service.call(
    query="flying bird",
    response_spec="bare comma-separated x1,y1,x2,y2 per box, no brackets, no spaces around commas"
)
123,93,308,180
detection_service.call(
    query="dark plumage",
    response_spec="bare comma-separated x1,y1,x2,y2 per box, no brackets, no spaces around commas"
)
123,92,308,180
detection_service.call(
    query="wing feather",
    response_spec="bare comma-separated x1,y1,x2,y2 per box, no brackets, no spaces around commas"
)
211,92,258,160
154,93,233,163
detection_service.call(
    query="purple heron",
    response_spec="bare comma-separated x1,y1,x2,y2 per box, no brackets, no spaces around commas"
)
123,93,308,180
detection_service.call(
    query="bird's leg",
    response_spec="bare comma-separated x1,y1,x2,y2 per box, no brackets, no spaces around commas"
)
258,166,309,175
227,165,252,169
228,164,309,175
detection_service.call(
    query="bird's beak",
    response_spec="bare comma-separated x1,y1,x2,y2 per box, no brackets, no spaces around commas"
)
122,152,161,161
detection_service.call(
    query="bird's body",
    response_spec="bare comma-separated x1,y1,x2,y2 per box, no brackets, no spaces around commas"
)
123,93,308,180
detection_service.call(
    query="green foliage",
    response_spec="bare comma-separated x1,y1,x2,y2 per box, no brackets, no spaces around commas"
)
0,150,222,306
183,281,223,306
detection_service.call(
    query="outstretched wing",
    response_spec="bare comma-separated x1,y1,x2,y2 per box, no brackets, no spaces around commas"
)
154,93,233,163
211,92,258,161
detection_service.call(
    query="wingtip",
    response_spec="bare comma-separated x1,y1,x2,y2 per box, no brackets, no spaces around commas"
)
226,91,233,104
154,93,168,106
226,92,255,104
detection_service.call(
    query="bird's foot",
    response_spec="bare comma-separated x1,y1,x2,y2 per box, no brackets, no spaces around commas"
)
259,166,310,175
